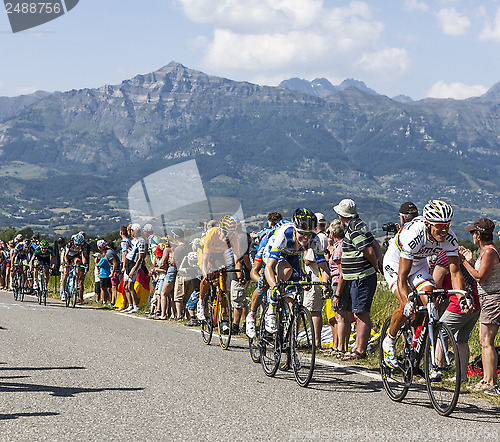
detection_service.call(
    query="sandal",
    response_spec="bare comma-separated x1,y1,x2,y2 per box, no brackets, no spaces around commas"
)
467,380,496,392
341,350,367,361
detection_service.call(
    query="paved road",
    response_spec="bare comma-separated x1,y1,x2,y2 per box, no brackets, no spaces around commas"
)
0,290,498,441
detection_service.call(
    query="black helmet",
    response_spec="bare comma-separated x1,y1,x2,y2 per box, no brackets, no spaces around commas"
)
292,208,317,232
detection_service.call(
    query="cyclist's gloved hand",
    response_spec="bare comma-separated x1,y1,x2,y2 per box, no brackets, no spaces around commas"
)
403,301,413,317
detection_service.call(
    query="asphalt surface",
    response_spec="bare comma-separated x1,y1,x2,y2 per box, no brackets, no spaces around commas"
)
0,290,499,441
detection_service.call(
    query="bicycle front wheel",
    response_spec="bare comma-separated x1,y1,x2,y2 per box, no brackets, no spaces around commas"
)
291,306,316,387
425,322,461,416
200,295,214,345
259,305,281,377
65,274,73,307
379,316,411,402
71,280,78,308
218,290,232,350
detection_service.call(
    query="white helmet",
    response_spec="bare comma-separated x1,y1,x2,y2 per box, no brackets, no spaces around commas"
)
423,200,453,223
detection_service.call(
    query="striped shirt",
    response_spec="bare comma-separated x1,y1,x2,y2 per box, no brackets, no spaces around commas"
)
341,216,376,280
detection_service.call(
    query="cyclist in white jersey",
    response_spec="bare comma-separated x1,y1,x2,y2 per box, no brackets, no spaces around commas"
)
382,200,469,371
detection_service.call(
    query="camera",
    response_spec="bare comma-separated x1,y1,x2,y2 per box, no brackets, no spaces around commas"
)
382,222,398,234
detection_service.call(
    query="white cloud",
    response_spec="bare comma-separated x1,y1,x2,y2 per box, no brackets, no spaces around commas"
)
404,0,429,12
435,8,470,36
427,81,487,99
479,6,500,42
178,0,404,84
356,48,409,78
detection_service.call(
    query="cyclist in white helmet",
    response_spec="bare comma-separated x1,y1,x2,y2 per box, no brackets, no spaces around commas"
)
381,200,469,373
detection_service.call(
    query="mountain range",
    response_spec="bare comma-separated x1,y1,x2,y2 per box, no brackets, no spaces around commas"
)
1,61,499,238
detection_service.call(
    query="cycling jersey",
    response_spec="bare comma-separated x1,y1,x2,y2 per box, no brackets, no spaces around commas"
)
268,224,325,264
126,236,146,263
383,217,459,292
66,240,90,258
33,247,53,265
384,217,458,264
13,243,34,259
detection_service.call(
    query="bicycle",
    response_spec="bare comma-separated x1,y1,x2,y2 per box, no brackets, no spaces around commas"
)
200,266,243,350
259,279,330,387
248,275,268,364
33,262,49,306
379,288,468,416
64,263,85,308
12,268,24,302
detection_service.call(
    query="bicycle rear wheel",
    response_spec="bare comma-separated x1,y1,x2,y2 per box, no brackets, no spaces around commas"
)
259,308,281,377
425,322,461,416
18,273,25,302
218,290,232,350
200,293,214,345
249,305,263,363
65,274,73,307
379,317,411,402
291,306,316,387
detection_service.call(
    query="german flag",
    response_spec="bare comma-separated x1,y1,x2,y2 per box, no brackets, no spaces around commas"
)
115,266,150,309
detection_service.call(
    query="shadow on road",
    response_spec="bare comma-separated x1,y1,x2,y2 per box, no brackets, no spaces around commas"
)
0,366,85,372
0,411,59,421
0,380,144,397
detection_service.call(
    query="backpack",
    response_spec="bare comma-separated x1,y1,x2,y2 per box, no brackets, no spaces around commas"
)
467,346,500,376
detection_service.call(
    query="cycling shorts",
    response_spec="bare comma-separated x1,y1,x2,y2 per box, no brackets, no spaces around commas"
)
383,255,434,294
278,254,301,282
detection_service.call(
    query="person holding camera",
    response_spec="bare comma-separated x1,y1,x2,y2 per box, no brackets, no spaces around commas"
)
383,202,419,247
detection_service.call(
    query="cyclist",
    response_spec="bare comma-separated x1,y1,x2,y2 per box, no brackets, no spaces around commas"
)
245,214,288,338
61,231,90,303
382,200,469,375
30,239,54,291
196,215,241,334
264,208,330,333
11,239,35,292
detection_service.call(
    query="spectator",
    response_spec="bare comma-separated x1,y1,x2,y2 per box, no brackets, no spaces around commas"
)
460,218,500,395
156,235,175,320
117,226,131,309
230,219,251,335
171,228,191,320
329,220,351,356
397,201,419,228
334,199,382,360
122,224,146,314
98,249,112,304
303,212,329,349
148,242,167,317
183,251,202,326
97,240,120,305
0,241,7,289
430,251,480,384
92,253,101,302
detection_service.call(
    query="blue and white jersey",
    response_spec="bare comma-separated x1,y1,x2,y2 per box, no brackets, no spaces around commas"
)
268,224,326,264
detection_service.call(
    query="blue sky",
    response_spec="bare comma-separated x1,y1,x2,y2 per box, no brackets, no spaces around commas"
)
1,0,500,100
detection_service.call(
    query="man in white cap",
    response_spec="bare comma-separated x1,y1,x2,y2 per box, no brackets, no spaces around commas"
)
333,199,382,360
122,223,146,313
303,212,329,349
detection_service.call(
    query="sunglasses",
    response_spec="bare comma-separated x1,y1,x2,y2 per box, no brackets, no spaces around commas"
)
430,222,451,230
297,229,313,236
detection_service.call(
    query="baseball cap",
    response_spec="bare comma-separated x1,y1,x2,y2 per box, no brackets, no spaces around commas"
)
399,202,418,216
130,223,141,231
333,199,357,218
315,212,326,223
142,223,153,233
171,228,185,238
465,218,495,233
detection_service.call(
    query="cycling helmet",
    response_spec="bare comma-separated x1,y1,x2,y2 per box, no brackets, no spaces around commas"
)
39,239,49,248
423,200,453,223
73,232,85,245
97,239,107,250
292,208,317,232
219,215,237,232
